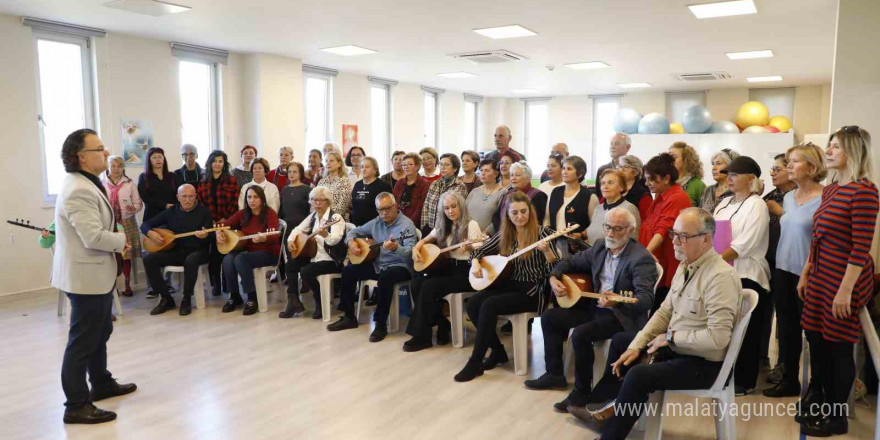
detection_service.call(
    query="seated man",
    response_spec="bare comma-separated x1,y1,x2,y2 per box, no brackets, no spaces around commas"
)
327,192,417,342
571,208,741,439
527,207,657,413
141,184,213,316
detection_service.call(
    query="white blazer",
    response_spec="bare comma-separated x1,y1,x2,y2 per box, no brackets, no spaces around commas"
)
52,172,127,294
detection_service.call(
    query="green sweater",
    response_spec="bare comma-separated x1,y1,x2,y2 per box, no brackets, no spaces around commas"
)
38,222,55,249
681,177,706,207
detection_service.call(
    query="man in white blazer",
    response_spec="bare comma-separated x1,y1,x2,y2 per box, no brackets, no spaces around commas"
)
54,129,137,424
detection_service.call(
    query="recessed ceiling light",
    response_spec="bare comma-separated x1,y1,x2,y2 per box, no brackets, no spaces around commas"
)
618,82,652,89
438,72,478,79
321,45,376,56
512,88,541,94
726,49,774,60
564,61,611,70
103,0,190,17
747,76,783,82
688,0,757,19
473,25,537,39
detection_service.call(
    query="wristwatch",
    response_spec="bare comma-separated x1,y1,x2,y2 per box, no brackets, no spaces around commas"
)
665,330,675,346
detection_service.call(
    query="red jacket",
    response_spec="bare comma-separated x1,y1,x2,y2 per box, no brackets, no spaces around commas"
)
197,174,240,222
224,208,281,257
393,176,430,226
638,184,692,288
267,167,289,191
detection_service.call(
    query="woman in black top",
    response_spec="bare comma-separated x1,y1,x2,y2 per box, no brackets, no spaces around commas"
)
619,154,652,221
351,157,392,226
279,162,312,235
455,191,561,382
545,156,598,254
138,147,177,222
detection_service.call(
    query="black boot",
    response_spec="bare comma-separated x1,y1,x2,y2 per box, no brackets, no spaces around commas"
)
795,381,825,424
279,294,305,318
482,346,509,370
454,357,484,382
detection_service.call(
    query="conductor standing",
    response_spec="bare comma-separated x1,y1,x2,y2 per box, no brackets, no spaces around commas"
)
54,129,136,424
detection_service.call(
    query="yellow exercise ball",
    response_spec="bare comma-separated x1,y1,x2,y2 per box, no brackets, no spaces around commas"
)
768,115,792,133
669,123,685,134
735,101,770,129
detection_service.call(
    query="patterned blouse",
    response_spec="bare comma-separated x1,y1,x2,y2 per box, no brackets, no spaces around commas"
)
316,174,353,222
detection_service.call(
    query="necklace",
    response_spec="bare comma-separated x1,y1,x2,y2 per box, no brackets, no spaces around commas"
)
482,185,497,201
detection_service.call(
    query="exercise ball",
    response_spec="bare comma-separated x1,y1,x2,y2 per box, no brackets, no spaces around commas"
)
613,108,642,134
735,101,770,129
638,113,670,134
681,105,713,133
768,115,792,133
742,125,770,134
669,123,685,134
763,125,780,133
708,120,741,134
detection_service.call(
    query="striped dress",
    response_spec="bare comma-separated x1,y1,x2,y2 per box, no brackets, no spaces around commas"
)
802,179,879,343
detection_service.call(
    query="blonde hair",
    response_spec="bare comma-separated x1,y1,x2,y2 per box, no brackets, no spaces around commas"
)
499,191,539,258
786,142,827,182
105,155,127,178
325,152,346,178
670,142,704,179
829,127,873,182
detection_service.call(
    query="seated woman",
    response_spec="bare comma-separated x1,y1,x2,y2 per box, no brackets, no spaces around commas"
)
466,159,505,234
405,191,483,352
584,169,641,245
217,185,281,316
283,186,346,319
544,156,598,254
494,161,547,232
455,191,561,382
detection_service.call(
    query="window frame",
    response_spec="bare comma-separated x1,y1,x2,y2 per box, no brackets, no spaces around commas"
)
32,30,97,205
464,94,482,152
522,97,551,165
303,71,335,150
370,82,393,168
590,94,622,179
177,59,223,158
423,90,439,148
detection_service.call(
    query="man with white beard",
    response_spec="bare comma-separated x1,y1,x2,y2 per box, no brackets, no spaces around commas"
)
525,208,658,413
572,208,741,440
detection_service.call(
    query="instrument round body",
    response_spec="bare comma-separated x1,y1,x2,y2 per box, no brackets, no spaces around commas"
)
413,243,449,272
142,228,179,253
290,232,318,260
558,274,594,309
348,238,379,265
468,255,512,291
217,229,245,255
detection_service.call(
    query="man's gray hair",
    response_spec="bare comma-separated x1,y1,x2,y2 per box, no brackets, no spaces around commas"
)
177,183,196,194
375,191,396,206
497,125,512,138
681,207,716,237
607,207,637,229
615,133,632,146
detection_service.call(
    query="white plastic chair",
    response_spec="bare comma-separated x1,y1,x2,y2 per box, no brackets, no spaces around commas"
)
250,219,287,313
859,307,880,440
443,291,478,348
356,279,410,332
498,312,537,375
309,222,356,322
642,288,758,440
163,264,210,309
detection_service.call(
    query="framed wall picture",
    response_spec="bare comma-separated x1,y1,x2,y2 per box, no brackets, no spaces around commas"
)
342,124,358,155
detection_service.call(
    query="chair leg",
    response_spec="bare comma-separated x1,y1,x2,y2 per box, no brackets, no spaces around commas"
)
319,276,333,322
254,269,268,313
112,287,123,317
445,294,465,348
194,266,207,310
389,284,400,333
511,315,529,376
643,391,665,440
801,333,810,398
563,329,575,381
355,282,365,323
57,290,65,316
713,394,736,440
593,339,610,388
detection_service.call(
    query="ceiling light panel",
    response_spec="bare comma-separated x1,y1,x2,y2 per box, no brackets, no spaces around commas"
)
473,25,537,39
689,0,757,19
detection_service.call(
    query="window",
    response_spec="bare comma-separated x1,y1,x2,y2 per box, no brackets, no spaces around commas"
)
666,91,707,124
464,94,482,151
423,92,438,148
370,83,391,168
524,99,550,169
34,32,96,203
178,60,221,159
749,87,795,120
304,75,333,152
591,95,621,179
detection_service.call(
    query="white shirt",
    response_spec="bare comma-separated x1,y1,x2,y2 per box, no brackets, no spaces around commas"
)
239,179,281,213
421,169,440,179
538,180,564,196
713,194,771,290
348,169,362,183
288,209,345,263
427,220,482,260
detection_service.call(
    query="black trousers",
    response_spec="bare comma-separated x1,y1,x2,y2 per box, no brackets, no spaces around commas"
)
773,268,804,382
142,247,209,299
465,280,540,362
405,261,472,341
61,291,115,408
805,330,855,418
539,305,624,390
588,331,638,405
733,278,769,390
340,264,411,325
208,242,224,291
286,257,341,306
651,286,670,315
601,350,723,440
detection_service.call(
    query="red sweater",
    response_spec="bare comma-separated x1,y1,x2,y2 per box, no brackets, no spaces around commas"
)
224,208,281,257
638,184,692,288
267,167,289,192
393,176,430,226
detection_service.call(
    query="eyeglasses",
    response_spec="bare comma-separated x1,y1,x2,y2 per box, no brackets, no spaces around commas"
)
377,206,394,213
602,224,629,233
668,231,707,243
81,148,106,153
770,167,784,174
312,198,329,203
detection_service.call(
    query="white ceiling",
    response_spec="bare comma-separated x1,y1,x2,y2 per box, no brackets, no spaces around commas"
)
0,0,838,97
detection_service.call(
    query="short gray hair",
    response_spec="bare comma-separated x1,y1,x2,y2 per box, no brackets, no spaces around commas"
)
279,145,294,156
180,144,197,156
619,155,643,177
680,207,716,237
606,207,637,229
615,133,632,146
375,191,396,206
510,161,532,180
309,186,332,202
711,148,740,166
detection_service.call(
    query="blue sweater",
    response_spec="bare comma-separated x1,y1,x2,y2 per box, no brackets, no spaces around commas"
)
345,214,417,273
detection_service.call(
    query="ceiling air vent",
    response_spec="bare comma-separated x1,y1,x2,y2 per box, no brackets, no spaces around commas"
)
673,72,731,81
450,50,528,64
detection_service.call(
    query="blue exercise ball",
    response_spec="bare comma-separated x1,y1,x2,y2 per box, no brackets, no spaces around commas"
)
681,105,713,133
708,120,741,134
613,108,642,134
637,113,670,134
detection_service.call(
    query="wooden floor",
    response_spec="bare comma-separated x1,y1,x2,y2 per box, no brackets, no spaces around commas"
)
0,282,875,440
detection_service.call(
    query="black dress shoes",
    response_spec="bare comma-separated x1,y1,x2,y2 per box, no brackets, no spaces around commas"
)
369,325,388,342
222,297,243,313
150,297,175,315
763,379,801,398
403,337,433,352
524,373,568,390
454,358,484,382
327,316,358,331
63,403,117,424
242,300,259,315
179,297,192,316
482,347,509,370
800,416,848,437
90,379,137,402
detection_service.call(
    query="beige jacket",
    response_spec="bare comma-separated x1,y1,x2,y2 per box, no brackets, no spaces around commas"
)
628,248,740,362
